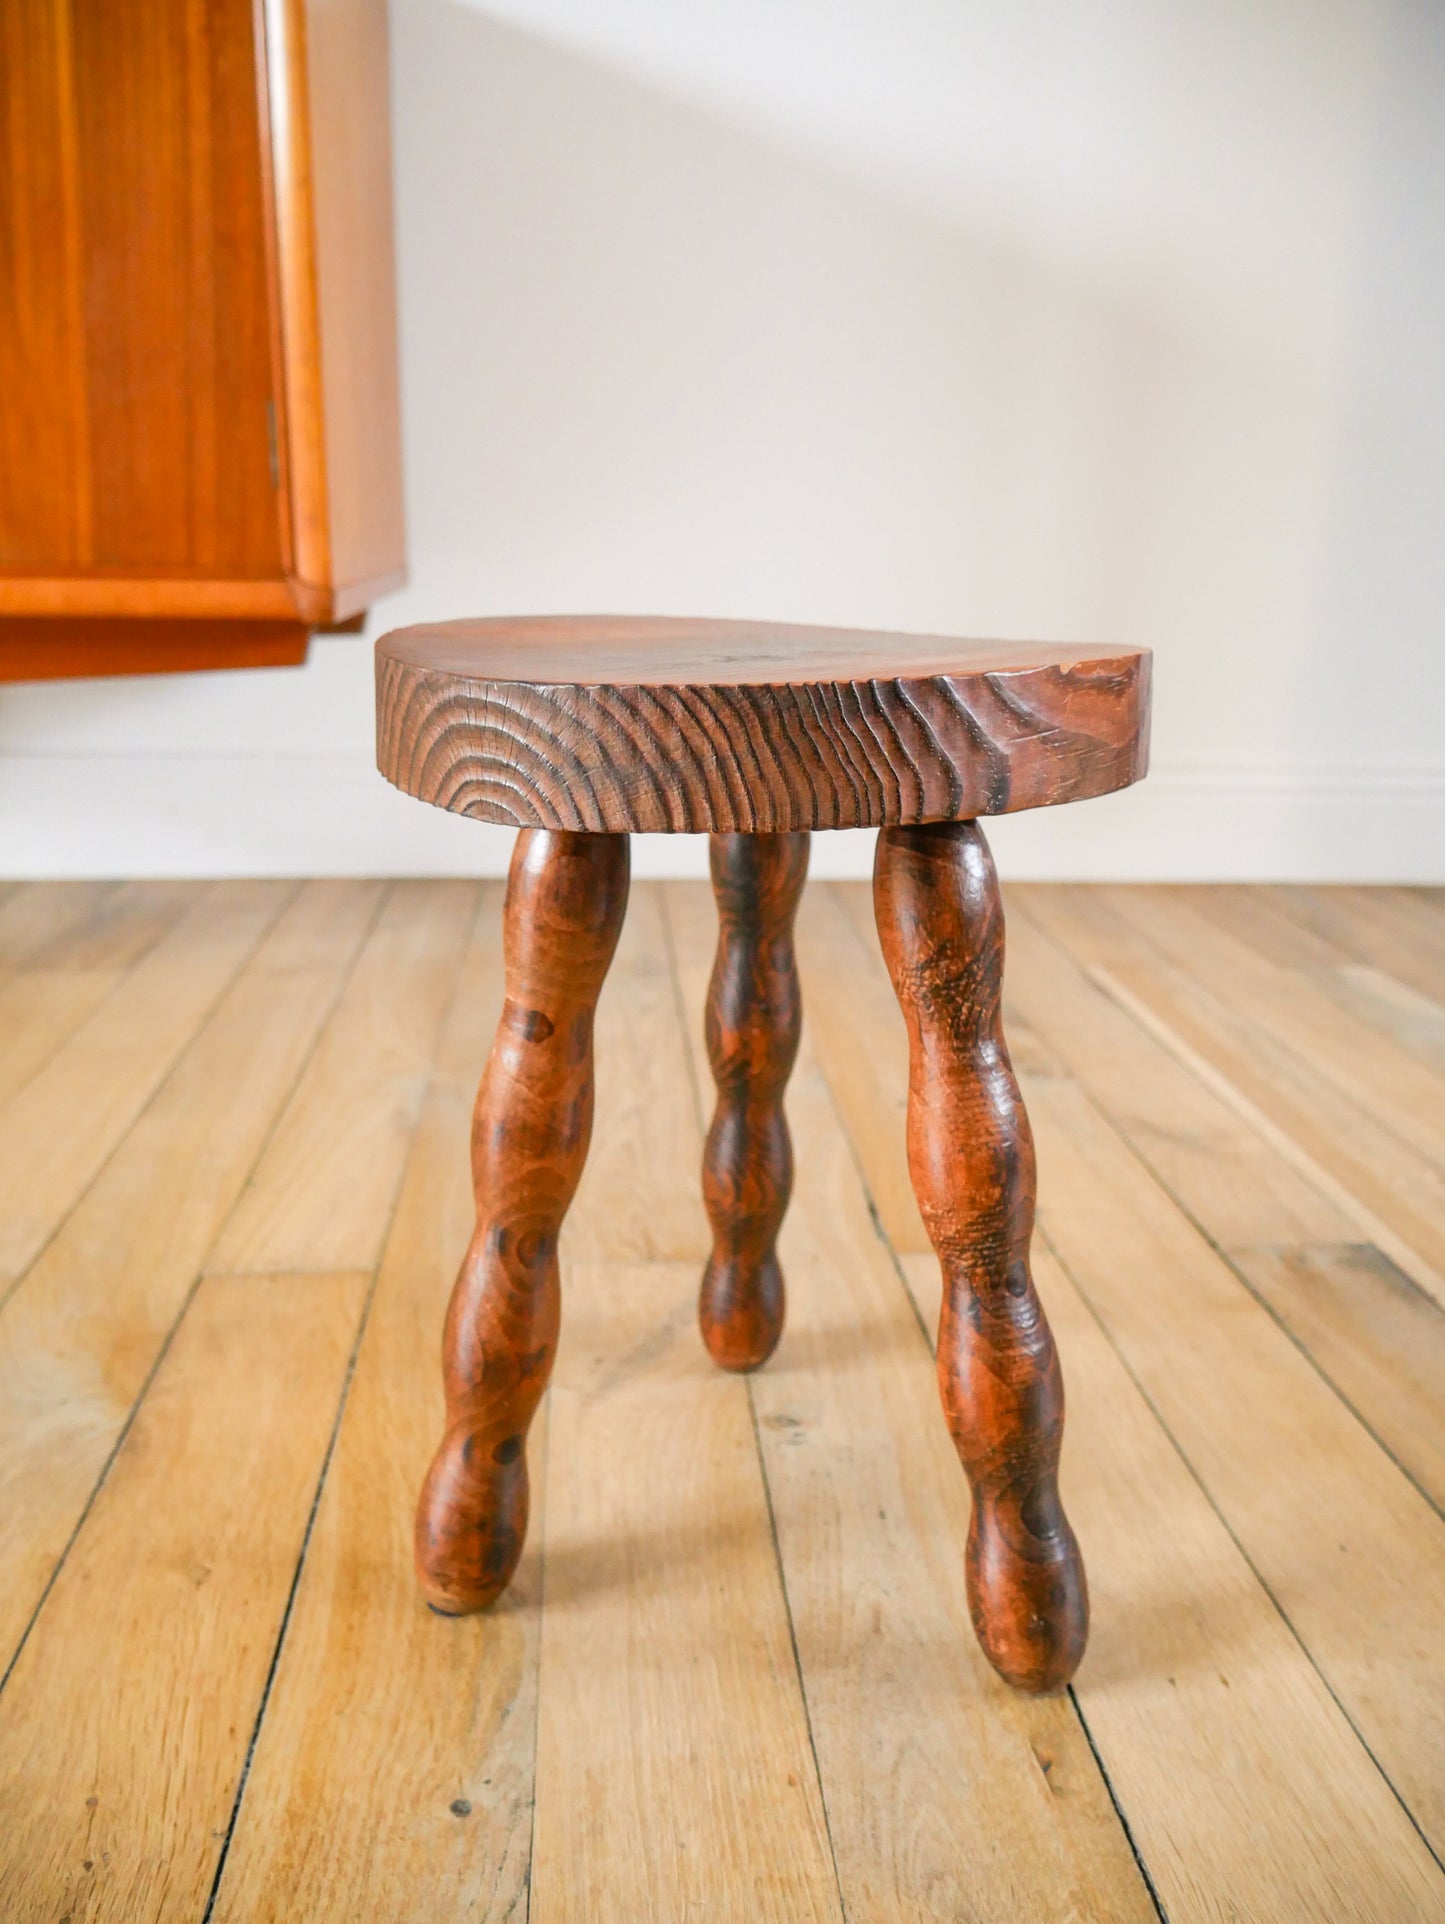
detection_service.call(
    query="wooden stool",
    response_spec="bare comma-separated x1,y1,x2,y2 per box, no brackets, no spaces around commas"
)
376,616,1151,1694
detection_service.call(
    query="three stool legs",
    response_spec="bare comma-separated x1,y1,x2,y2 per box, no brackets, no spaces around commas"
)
414,818,1086,1692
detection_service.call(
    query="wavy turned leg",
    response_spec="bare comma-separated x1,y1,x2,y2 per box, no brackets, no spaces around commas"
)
699,831,809,1371
415,829,629,1614
873,820,1087,1693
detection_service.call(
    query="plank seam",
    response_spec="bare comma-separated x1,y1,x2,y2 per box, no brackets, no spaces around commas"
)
1037,1218,1445,1884
799,886,1236,1914
1097,887,1445,1181
658,883,706,1140
1005,902,1445,1524
659,883,848,1922
1067,1684,1171,1924
1089,963,1445,1304
0,1260,209,1701
743,1377,849,1921
1266,888,1445,1004
522,1399,550,1924
198,882,394,1276
836,1111,1170,1921
201,883,490,1920
201,1270,384,1924
814,1038,1168,1916
0,883,190,1114
0,880,302,1317
0,883,387,1693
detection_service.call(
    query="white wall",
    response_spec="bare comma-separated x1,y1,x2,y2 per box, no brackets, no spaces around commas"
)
3,0,1442,880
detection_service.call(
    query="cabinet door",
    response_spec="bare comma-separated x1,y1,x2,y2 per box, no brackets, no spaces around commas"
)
0,0,284,582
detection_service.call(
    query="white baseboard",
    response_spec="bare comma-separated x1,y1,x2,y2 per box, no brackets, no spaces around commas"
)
1,753,1441,881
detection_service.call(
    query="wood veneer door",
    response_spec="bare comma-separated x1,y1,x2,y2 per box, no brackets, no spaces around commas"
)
0,0,284,581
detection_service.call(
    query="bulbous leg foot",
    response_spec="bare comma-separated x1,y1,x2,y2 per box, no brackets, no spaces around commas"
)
873,820,1087,1694
700,832,808,1372
415,829,629,1614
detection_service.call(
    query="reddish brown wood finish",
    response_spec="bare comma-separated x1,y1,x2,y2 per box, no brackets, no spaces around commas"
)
375,619,1151,834
0,0,404,679
414,830,628,1614
391,619,1146,1682
873,819,1088,1693
700,832,809,1370
0,0,279,581
0,619,310,680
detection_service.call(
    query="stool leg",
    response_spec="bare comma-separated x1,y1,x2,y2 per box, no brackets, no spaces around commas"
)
699,831,809,1370
873,820,1087,1693
415,829,629,1614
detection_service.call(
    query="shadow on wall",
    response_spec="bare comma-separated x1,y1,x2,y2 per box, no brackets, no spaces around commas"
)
379,0,1439,876
0,0,1439,879
393,1,1332,742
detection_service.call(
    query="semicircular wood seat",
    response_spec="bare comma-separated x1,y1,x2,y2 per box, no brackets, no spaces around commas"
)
375,615,1150,833
374,614,1151,1700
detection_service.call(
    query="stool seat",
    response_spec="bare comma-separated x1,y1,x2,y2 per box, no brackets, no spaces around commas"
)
376,615,1150,833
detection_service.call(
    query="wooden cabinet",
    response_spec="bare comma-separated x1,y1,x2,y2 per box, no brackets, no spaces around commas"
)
0,0,405,679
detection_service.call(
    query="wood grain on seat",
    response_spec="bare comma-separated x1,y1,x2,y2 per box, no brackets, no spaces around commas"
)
375,617,1150,834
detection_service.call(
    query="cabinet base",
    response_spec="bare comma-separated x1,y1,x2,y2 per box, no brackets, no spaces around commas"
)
0,619,312,681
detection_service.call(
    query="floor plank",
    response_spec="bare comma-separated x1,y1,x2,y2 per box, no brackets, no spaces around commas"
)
794,882,1445,1920
1327,962,1445,1072
1208,885,1445,1067
1099,959,1445,1302
571,880,712,1262
1180,885,1445,1073
0,881,191,1110
1025,886,1445,1302
4,878,194,976
0,881,383,1673
793,883,927,1253
904,1246,1445,1923
0,881,293,1285
207,880,479,1276
0,1269,369,1924
1206,884,1445,1069
210,886,549,1923
984,895,1445,1519
1228,1242,1445,1514
997,889,1355,1250
1,876,1442,1923
0,970,147,1119
1100,884,1445,1171
1274,885,1445,1006
1025,1062,1445,1859
0,880,121,974
530,879,837,1920
531,1259,842,1924
669,882,1158,1924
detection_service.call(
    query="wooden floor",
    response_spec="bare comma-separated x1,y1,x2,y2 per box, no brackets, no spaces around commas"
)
0,876,1443,1922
